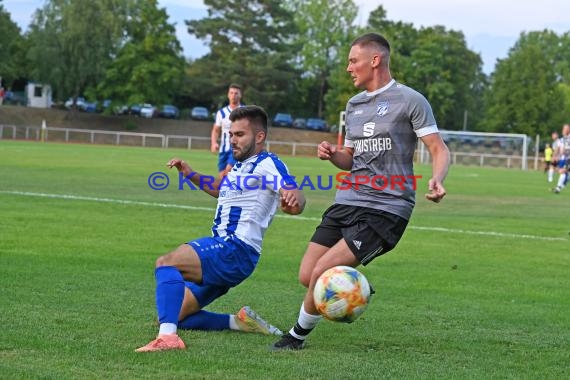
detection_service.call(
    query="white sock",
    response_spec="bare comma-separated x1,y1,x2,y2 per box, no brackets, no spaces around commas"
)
229,315,239,331
548,169,553,182
289,302,322,340
557,174,565,188
298,303,322,330
158,322,177,335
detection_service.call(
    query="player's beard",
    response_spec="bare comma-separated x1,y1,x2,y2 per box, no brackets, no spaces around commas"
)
232,140,256,162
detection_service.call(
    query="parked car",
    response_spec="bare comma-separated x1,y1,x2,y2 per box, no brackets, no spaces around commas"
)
306,118,327,131
64,97,100,112
191,106,210,120
113,104,130,115
98,99,112,113
64,97,87,110
82,101,98,113
293,118,306,129
129,104,143,115
160,105,180,119
4,91,26,106
272,113,293,128
140,104,158,118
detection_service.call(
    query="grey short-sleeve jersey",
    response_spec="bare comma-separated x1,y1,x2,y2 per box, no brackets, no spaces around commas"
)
334,80,439,220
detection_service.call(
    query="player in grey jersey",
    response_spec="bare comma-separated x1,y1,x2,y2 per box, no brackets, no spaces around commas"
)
272,32,450,351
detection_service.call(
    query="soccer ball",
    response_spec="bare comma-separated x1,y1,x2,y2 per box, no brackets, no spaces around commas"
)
313,266,371,323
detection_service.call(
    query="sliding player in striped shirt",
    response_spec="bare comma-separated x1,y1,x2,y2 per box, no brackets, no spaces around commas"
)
137,105,305,352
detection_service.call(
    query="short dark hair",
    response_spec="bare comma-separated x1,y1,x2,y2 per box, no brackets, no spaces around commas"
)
229,83,242,91
229,105,268,134
351,33,391,54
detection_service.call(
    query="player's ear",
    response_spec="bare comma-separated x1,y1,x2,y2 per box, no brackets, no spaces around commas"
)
371,54,380,68
255,129,266,144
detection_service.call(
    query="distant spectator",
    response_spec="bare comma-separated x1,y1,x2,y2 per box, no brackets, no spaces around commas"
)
549,131,560,183
0,87,5,106
544,143,553,177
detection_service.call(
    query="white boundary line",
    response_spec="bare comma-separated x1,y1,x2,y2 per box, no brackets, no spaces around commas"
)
1,190,567,241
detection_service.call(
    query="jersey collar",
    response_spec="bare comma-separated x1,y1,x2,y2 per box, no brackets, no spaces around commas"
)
366,79,396,97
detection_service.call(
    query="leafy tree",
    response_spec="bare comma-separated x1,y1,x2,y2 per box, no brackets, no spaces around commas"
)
366,5,419,81
285,0,358,118
180,57,219,110
366,7,486,131
406,26,485,130
557,32,570,85
26,0,124,104
323,30,361,128
483,30,565,137
0,0,25,86
554,32,570,124
185,0,298,116
559,83,570,122
97,0,186,106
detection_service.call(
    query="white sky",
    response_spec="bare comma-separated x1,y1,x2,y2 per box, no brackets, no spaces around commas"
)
4,0,570,74
355,0,570,36
354,0,570,73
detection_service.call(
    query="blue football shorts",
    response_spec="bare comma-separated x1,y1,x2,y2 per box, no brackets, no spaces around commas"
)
185,235,259,308
217,150,236,172
557,157,567,169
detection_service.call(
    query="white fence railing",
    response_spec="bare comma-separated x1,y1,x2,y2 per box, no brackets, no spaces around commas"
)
418,149,532,169
0,124,320,157
1,124,542,169
416,137,530,170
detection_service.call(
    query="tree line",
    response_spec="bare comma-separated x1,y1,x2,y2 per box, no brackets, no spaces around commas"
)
1,0,569,138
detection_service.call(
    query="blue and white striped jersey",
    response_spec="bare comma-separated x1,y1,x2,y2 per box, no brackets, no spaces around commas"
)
555,136,570,159
211,151,296,253
214,104,242,153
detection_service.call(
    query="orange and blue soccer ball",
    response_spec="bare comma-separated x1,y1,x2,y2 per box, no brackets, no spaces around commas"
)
313,266,372,323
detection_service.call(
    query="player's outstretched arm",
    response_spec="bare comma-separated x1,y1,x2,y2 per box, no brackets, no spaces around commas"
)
279,188,306,215
167,158,221,198
317,141,354,170
420,133,450,203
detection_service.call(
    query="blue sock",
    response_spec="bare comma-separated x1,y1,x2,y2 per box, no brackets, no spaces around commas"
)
564,173,568,185
178,310,230,331
155,266,185,325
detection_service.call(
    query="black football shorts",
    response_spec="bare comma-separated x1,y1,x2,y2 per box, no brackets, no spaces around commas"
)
310,203,408,265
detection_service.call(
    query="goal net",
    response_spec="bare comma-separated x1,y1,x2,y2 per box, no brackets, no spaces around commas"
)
418,130,530,170
337,112,530,170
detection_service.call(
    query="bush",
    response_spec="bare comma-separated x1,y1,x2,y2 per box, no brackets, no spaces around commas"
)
124,120,138,131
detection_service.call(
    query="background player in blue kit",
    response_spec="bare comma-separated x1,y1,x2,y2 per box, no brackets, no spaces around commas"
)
211,84,244,178
272,33,450,351
137,105,305,352
552,124,570,193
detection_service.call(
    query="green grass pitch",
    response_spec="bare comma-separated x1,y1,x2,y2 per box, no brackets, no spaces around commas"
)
0,140,568,379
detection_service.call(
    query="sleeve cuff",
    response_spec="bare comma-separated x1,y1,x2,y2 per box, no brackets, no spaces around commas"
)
415,125,439,138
